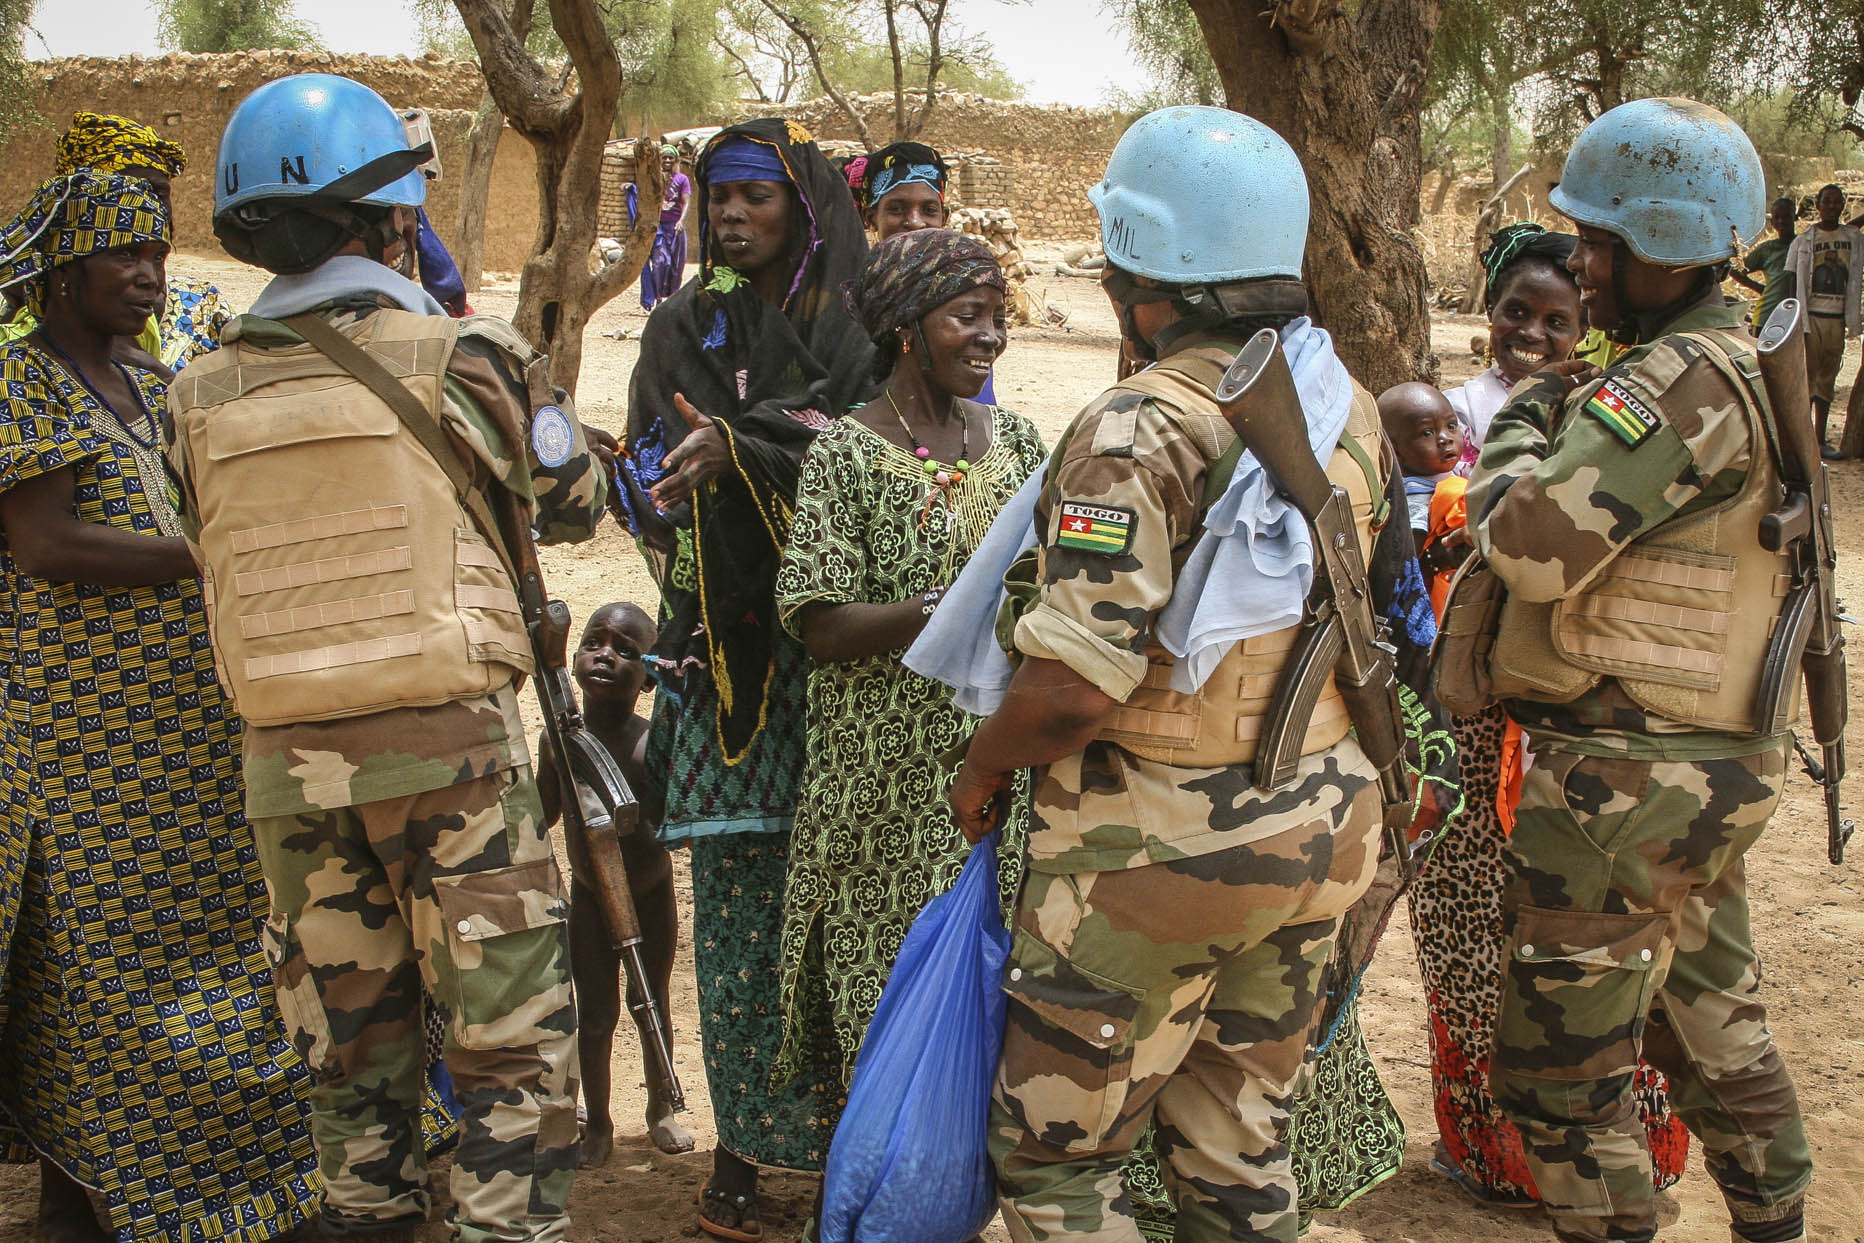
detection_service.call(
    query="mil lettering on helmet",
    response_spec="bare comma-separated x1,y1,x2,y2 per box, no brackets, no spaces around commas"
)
1088,106,1309,284
1549,97,1766,267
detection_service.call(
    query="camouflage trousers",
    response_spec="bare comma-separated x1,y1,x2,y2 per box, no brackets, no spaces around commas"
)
989,783,1381,1243
1491,741,1812,1243
252,764,581,1243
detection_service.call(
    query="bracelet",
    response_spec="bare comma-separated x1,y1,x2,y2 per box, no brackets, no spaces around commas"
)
921,587,943,616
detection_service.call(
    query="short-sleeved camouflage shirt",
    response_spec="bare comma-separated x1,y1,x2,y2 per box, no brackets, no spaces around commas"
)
1012,363,1377,874
1469,300,1784,760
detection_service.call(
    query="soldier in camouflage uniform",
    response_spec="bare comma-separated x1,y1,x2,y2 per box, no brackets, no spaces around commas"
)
163,76,603,1243
948,107,1387,1243
1466,99,1812,1243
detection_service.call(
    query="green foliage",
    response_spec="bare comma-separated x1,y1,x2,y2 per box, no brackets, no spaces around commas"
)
1101,0,1222,110
817,34,1022,99
154,0,321,52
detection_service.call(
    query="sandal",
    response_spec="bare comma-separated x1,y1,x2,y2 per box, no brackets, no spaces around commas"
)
1430,1147,1537,1210
698,1184,764,1243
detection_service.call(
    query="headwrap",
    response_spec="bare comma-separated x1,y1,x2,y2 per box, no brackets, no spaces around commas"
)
54,112,187,178
620,117,876,764
0,172,170,317
705,136,793,186
1479,222,1577,312
660,143,679,158
860,141,946,208
845,227,1004,346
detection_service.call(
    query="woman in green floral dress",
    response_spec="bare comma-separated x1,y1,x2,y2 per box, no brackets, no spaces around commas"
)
773,229,1043,1102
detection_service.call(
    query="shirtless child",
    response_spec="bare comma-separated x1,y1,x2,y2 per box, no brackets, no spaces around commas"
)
538,601,693,1163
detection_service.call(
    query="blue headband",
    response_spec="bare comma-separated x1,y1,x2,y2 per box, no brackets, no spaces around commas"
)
706,137,791,187
869,162,942,203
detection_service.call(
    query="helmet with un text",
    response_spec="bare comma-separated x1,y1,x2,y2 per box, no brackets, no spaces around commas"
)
214,73,428,218
1549,97,1765,267
1088,105,1308,284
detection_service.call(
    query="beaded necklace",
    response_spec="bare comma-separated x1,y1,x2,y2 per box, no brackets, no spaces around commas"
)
884,388,970,485
39,333,159,449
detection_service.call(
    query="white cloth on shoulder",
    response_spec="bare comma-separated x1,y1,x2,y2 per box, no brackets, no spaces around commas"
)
905,317,1353,713
248,254,449,320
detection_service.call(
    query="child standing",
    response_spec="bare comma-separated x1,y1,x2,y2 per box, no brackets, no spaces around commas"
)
538,601,693,1164
1787,183,1863,450
1732,197,1797,332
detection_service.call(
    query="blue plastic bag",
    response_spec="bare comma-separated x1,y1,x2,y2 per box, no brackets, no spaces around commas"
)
819,835,1011,1243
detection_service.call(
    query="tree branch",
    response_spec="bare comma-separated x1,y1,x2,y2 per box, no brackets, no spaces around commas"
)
454,0,574,135
757,0,874,148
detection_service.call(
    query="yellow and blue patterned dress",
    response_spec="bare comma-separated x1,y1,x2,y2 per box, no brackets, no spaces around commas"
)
0,340,321,1241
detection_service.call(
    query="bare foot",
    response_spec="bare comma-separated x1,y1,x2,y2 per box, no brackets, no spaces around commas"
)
580,1118,615,1169
648,1105,695,1155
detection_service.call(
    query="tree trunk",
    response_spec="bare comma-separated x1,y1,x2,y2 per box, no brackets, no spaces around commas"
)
1187,0,1443,391
455,0,664,394
1489,88,1512,189
453,90,505,294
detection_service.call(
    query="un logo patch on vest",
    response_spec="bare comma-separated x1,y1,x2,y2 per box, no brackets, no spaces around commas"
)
1057,501,1135,555
1584,379,1662,447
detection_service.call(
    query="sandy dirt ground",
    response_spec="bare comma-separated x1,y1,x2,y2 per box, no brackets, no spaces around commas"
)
1,251,1860,1242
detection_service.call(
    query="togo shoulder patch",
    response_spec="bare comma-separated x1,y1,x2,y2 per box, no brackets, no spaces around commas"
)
1057,501,1135,555
1583,379,1663,448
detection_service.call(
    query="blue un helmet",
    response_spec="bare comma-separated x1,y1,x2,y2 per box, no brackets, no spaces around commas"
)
213,74,430,274
1089,106,1308,284
1550,98,1766,267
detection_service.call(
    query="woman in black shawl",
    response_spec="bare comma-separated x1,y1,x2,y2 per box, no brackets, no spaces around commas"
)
616,118,876,1240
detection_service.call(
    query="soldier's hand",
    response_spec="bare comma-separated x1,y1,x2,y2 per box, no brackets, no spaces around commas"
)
585,423,621,473
651,394,729,510
950,761,1012,843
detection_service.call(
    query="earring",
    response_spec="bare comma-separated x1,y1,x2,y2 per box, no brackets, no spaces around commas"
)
900,335,912,353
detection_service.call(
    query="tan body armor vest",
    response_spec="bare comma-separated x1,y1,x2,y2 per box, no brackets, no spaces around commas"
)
1081,347,1386,767
169,309,533,726
1490,330,1796,734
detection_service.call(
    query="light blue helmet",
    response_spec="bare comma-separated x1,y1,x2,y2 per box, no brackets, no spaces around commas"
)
214,73,428,219
1089,106,1308,284
1549,97,1765,267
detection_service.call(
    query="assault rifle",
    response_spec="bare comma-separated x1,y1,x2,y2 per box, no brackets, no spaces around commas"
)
1754,298,1853,865
1213,329,1418,880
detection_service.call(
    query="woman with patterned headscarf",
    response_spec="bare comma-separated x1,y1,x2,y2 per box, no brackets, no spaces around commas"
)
771,228,1042,1177
615,117,877,1241
1410,220,1690,1209
0,172,319,1241
0,111,236,374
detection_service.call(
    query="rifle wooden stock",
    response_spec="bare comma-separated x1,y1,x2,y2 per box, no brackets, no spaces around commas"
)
1212,330,1417,877
1756,300,1851,863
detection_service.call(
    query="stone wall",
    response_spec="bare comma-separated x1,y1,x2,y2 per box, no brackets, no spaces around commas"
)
733,92,1125,240
2,52,541,273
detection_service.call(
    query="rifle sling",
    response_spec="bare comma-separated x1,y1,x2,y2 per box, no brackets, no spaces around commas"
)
279,311,529,600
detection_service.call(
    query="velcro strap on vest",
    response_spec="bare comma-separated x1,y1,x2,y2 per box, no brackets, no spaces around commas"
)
457,583,522,613
231,505,408,554
246,632,423,680
1563,593,1730,636
1595,555,1734,593
235,546,412,596
1559,632,1721,678
239,589,416,639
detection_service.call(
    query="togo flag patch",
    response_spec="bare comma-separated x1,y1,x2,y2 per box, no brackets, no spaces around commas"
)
1057,501,1135,554
1584,380,1662,447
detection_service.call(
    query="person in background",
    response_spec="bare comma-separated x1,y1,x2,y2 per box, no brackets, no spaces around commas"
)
1731,197,1796,333
1379,380,1463,551
1,112,234,376
537,602,693,1164
614,118,876,1243
640,143,692,310
0,170,321,1243
1785,182,1861,453
771,230,1043,1202
855,142,998,407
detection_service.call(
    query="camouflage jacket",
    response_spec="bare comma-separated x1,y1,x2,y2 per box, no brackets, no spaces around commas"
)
166,305,606,817
1012,359,1377,874
1469,299,1780,759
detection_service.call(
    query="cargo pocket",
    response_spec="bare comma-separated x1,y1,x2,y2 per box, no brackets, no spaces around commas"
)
998,926,1143,1153
454,529,532,676
262,910,337,1078
431,858,570,1051
1493,905,1669,1084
